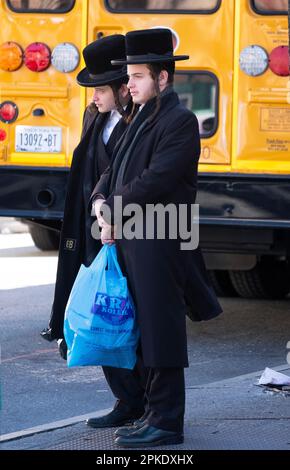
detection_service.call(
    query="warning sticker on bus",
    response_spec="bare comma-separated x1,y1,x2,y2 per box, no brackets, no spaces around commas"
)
260,108,290,133
15,126,62,153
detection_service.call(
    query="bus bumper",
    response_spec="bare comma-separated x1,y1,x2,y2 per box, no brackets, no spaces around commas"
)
0,166,69,221
197,173,290,257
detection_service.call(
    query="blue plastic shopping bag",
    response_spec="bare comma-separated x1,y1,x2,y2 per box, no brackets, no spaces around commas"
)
64,244,139,369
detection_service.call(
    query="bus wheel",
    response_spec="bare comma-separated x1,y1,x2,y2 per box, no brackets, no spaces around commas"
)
29,225,60,251
208,270,238,297
228,258,290,299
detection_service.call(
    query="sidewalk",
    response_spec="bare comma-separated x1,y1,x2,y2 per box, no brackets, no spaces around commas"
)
1,364,290,451
0,217,28,234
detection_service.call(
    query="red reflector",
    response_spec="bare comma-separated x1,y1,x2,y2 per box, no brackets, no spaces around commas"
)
269,46,290,77
24,42,51,72
0,101,18,123
0,129,7,141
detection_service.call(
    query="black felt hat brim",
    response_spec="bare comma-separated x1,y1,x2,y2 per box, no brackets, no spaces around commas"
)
111,55,189,66
77,66,128,87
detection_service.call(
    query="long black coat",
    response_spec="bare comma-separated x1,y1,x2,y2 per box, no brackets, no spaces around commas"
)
91,91,222,368
48,106,128,339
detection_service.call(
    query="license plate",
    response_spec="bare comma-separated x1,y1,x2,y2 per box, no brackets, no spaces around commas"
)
15,126,62,153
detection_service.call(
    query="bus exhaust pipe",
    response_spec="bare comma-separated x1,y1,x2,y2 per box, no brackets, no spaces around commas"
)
36,189,55,208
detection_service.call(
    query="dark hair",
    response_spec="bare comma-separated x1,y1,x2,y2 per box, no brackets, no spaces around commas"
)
110,76,129,117
147,62,175,85
146,62,175,121
111,76,139,123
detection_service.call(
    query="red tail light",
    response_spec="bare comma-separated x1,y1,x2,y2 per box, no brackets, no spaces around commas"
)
0,101,19,123
269,46,289,77
24,42,51,72
0,129,7,141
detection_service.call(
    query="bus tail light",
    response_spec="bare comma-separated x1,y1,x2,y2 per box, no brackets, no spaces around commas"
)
0,42,23,71
269,46,290,77
0,129,7,141
0,101,19,124
239,45,269,77
24,42,51,72
51,43,80,73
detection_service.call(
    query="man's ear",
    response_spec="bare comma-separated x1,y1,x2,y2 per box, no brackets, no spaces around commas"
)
159,70,169,87
119,83,129,98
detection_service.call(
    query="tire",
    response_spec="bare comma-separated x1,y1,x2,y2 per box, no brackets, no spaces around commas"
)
229,258,290,299
29,225,60,251
208,270,238,297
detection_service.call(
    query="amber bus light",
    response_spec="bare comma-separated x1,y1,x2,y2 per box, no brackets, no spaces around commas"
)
24,42,51,72
0,41,23,71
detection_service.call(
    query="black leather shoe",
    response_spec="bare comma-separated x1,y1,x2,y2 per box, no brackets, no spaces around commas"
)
40,327,54,342
115,424,184,448
57,339,67,360
86,408,144,429
114,417,147,437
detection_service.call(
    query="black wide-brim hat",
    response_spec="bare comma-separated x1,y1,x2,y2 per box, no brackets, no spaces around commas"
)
77,35,128,87
111,29,189,66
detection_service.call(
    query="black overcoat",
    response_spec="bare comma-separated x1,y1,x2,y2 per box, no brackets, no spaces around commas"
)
48,106,128,339
91,92,222,368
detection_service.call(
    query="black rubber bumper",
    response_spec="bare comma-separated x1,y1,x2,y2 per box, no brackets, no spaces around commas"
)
197,173,290,229
0,166,69,219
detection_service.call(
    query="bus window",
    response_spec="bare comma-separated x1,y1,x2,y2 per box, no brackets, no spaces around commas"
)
7,0,75,12
105,0,220,13
175,73,218,137
252,0,287,13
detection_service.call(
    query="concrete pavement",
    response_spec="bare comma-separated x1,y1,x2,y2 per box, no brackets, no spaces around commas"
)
1,364,290,451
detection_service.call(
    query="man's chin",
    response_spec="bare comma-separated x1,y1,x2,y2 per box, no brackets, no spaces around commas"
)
131,95,142,104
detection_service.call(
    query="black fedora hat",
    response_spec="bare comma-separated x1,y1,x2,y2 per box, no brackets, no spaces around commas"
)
111,29,189,66
77,35,128,87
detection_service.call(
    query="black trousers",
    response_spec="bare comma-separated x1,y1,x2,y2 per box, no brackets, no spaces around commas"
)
145,367,185,434
102,352,148,414
102,355,185,434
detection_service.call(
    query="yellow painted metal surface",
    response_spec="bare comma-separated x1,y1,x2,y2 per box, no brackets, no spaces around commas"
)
0,0,289,174
232,0,290,174
88,0,234,167
0,0,84,167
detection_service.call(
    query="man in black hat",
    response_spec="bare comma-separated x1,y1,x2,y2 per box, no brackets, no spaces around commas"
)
91,29,222,447
41,35,147,428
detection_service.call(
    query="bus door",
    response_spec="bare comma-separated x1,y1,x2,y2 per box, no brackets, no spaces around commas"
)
0,0,87,248
87,0,234,168
0,0,85,169
232,0,290,174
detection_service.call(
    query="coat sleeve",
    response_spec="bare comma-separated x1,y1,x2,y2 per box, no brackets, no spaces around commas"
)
88,165,112,214
105,112,200,218
81,104,98,139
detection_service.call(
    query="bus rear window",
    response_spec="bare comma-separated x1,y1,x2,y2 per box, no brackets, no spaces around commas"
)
252,0,287,14
105,0,220,14
7,0,75,13
175,72,218,138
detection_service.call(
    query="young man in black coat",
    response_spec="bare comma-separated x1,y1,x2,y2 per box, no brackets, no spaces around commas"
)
41,35,147,428
91,29,222,447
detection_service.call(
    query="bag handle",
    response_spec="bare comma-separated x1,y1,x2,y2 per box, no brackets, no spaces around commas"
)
92,242,109,269
106,244,123,278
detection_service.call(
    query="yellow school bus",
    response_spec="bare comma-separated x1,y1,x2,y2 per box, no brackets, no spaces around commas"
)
0,0,289,298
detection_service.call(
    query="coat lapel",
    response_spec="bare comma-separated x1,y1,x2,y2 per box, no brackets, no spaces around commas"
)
108,91,180,192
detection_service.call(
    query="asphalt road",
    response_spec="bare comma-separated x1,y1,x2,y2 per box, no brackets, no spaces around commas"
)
1,227,290,436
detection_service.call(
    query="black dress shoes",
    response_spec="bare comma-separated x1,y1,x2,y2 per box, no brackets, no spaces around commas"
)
115,424,184,448
114,417,147,437
86,407,144,429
